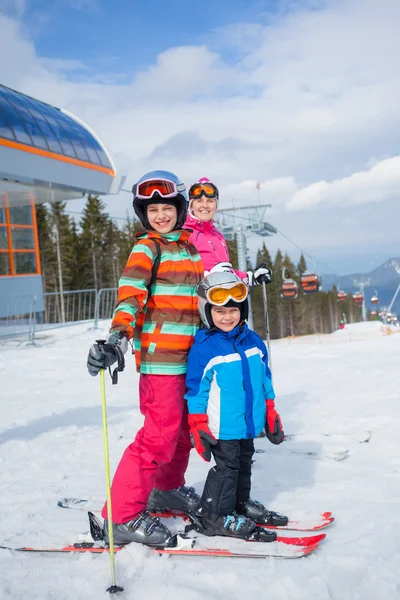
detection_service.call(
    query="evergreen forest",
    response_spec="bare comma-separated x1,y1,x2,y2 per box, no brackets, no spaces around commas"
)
36,195,364,339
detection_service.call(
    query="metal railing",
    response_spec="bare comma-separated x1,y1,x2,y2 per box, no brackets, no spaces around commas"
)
0,287,118,344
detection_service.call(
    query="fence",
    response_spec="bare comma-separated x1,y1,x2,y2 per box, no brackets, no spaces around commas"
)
0,288,118,344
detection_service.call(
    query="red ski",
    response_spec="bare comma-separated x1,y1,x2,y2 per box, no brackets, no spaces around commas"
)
0,534,323,559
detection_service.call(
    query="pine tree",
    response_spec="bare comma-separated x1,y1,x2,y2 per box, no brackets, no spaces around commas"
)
35,204,57,294
79,195,110,290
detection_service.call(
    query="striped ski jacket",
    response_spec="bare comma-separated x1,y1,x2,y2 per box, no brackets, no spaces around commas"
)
185,324,275,440
110,229,203,374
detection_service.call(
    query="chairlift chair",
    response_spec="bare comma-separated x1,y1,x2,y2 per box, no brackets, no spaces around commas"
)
281,267,298,299
281,280,298,299
337,291,347,302
353,292,363,305
371,294,379,305
300,273,321,294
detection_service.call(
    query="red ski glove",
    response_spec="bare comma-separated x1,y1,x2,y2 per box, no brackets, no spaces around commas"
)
265,399,284,445
188,414,218,462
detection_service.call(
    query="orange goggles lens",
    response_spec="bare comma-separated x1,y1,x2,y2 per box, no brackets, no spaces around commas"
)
207,283,248,305
189,183,218,199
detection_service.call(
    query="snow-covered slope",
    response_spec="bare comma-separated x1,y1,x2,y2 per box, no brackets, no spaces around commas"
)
1,322,399,599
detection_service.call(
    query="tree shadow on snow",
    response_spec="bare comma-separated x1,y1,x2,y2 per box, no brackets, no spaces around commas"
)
244,391,322,508
0,405,130,445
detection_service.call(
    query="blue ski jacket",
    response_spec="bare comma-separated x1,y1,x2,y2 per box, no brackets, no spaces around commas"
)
185,323,275,440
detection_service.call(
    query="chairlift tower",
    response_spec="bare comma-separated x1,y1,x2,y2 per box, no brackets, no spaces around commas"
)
386,260,400,319
215,203,277,329
353,278,370,322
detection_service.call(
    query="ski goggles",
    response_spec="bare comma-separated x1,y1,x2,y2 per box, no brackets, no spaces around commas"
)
189,182,218,199
207,282,248,306
132,178,185,200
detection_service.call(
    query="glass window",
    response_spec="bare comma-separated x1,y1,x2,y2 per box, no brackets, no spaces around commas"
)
0,108,15,141
0,252,10,275
3,92,49,150
0,227,8,249
62,127,90,162
19,102,63,154
35,104,77,158
56,110,107,166
11,228,34,249
9,205,32,225
13,252,36,274
0,92,32,146
0,207,5,223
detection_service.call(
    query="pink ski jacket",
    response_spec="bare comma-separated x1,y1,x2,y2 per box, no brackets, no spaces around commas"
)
183,213,247,279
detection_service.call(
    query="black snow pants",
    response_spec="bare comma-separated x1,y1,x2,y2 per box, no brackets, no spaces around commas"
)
201,438,255,518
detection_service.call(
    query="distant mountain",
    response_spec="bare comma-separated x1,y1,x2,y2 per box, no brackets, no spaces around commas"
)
321,258,400,313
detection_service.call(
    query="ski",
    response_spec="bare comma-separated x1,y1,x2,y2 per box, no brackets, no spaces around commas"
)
0,535,323,559
57,498,334,531
289,448,349,461
285,430,372,444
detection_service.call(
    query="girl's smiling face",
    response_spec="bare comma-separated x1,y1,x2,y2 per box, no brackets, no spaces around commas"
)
147,203,177,233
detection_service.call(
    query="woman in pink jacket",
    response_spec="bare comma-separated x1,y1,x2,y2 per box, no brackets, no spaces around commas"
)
184,177,271,285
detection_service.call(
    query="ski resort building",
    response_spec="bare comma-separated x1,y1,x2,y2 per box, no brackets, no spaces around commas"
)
0,83,122,314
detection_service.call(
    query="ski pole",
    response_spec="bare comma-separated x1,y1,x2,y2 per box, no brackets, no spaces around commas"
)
99,368,124,594
262,281,273,375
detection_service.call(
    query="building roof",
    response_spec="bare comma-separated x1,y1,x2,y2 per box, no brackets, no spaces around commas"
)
0,84,122,205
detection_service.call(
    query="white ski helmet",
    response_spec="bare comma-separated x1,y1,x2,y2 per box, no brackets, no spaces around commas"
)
197,271,249,329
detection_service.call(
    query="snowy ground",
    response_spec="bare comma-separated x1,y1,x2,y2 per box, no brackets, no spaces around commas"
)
1,321,399,600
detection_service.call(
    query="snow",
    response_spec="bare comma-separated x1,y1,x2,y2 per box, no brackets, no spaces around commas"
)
1,321,400,599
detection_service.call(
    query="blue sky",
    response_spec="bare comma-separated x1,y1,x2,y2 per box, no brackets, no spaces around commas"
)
14,0,282,76
1,0,400,276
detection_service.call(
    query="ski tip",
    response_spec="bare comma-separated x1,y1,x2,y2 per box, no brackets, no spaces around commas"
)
303,542,321,557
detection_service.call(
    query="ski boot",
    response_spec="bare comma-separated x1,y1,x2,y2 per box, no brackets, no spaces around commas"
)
102,510,176,547
236,499,288,526
197,511,276,542
147,485,201,514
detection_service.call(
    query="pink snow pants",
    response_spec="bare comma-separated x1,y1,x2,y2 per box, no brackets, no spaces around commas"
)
101,374,192,523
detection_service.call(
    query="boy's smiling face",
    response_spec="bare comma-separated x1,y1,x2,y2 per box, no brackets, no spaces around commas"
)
147,203,177,233
211,306,241,332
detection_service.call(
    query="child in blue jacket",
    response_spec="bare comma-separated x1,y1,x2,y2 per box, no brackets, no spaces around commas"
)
185,271,287,540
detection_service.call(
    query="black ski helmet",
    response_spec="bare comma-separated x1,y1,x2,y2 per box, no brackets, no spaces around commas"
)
132,170,188,230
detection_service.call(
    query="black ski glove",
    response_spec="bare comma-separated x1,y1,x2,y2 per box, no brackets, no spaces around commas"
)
87,332,127,377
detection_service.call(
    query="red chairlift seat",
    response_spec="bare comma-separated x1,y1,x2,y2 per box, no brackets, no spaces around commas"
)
281,280,298,299
371,296,379,304
300,273,321,294
353,293,363,305
337,291,347,302
371,310,377,317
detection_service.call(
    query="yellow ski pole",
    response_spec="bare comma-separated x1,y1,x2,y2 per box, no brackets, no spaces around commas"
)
100,368,124,594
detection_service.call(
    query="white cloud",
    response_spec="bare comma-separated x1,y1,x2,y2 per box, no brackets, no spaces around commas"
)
287,156,400,210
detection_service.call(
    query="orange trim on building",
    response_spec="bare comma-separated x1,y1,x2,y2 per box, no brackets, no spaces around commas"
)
0,194,40,277
4,195,15,275
30,193,41,276
0,137,115,176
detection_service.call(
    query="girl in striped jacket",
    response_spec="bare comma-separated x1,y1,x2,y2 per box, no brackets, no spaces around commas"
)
87,171,203,548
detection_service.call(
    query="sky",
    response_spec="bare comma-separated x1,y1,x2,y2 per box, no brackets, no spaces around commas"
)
0,0,399,275
2,320,400,598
